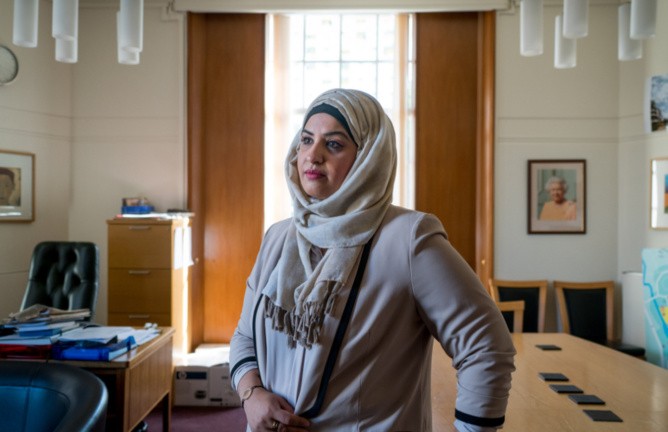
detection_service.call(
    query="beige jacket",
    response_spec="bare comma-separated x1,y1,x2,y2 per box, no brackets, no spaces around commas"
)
230,206,515,431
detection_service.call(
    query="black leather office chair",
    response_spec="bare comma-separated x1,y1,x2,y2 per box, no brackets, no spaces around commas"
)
21,242,100,322
0,361,108,432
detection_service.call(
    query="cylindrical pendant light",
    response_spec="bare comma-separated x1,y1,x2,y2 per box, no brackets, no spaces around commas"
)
119,0,144,53
563,0,589,39
555,15,576,69
52,0,79,41
117,12,140,65
630,0,657,39
13,0,39,48
520,0,543,56
119,49,140,65
55,38,77,63
619,4,642,61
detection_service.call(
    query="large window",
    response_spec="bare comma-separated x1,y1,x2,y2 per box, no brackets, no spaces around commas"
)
265,13,415,230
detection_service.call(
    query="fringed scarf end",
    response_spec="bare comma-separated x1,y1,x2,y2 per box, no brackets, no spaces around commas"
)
264,280,345,349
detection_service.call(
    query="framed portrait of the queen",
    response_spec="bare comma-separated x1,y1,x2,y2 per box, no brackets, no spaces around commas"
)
528,160,586,234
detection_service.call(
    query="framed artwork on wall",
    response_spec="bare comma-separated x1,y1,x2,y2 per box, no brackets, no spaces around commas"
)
528,159,586,234
0,150,35,223
650,157,668,229
645,72,668,133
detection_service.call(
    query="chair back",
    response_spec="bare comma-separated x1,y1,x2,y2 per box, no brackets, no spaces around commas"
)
496,300,525,333
0,361,108,432
21,242,99,321
554,280,614,342
490,279,547,333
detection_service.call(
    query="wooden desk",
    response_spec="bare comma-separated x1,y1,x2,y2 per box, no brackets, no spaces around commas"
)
432,333,668,431
54,327,174,432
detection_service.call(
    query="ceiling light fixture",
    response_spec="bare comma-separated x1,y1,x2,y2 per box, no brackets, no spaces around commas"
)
630,0,657,40
563,0,589,39
520,0,543,56
618,3,642,61
117,11,140,65
119,0,144,54
13,0,39,48
55,38,78,63
554,15,577,69
52,0,79,41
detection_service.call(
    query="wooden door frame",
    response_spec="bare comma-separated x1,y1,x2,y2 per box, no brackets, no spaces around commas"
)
476,11,495,291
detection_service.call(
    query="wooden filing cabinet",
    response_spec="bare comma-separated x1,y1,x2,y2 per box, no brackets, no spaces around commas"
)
107,217,190,357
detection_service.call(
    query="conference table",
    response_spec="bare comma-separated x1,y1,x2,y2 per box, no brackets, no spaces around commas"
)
431,333,668,431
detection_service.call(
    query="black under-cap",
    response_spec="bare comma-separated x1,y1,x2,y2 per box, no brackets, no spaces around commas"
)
303,103,357,146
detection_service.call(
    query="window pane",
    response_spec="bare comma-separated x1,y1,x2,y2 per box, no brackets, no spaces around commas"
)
378,15,395,61
305,15,340,61
289,15,304,62
341,15,377,61
341,62,377,96
377,62,394,110
406,62,415,110
408,14,415,62
290,63,304,110
291,112,304,138
304,62,340,104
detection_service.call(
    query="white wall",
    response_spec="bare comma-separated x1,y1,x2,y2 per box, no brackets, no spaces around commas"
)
0,0,72,320
68,4,186,325
0,0,185,324
495,5,621,332
616,1,668,344
617,1,668,275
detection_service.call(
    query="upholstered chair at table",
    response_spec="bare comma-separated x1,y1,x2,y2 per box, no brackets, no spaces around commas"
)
20,242,100,322
554,280,645,358
495,300,525,333
490,279,547,333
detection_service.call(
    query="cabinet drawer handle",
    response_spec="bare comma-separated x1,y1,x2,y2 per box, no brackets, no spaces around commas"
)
128,270,151,275
129,226,151,230
129,315,150,319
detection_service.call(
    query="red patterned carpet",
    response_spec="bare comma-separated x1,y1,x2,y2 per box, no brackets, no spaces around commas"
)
144,405,247,432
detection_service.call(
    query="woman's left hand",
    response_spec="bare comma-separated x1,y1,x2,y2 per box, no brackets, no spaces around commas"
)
244,387,310,431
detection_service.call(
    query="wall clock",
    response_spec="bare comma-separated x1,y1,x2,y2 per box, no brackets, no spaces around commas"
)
0,45,19,86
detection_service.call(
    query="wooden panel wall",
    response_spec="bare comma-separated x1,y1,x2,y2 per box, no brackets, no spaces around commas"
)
415,12,480,269
188,13,265,345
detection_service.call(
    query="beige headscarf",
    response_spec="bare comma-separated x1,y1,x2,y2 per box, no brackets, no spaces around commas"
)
262,89,397,348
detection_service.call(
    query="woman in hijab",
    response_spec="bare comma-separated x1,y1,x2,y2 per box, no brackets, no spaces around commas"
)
230,89,515,432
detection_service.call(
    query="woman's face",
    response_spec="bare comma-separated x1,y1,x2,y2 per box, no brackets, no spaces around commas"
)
297,113,357,200
548,182,565,204
0,174,14,206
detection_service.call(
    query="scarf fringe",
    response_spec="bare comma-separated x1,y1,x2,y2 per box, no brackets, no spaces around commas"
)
264,280,343,349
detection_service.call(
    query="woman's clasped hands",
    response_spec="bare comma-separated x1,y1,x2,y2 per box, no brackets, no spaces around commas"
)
244,388,310,432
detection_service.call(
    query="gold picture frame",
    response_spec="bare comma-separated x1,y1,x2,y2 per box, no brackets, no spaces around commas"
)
528,159,586,234
0,149,35,222
650,157,668,229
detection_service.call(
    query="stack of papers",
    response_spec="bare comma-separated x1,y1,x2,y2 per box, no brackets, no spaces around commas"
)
0,305,89,347
15,321,81,337
60,326,160,346
53,326,161,361
0,332,62,346
3,304,90,324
